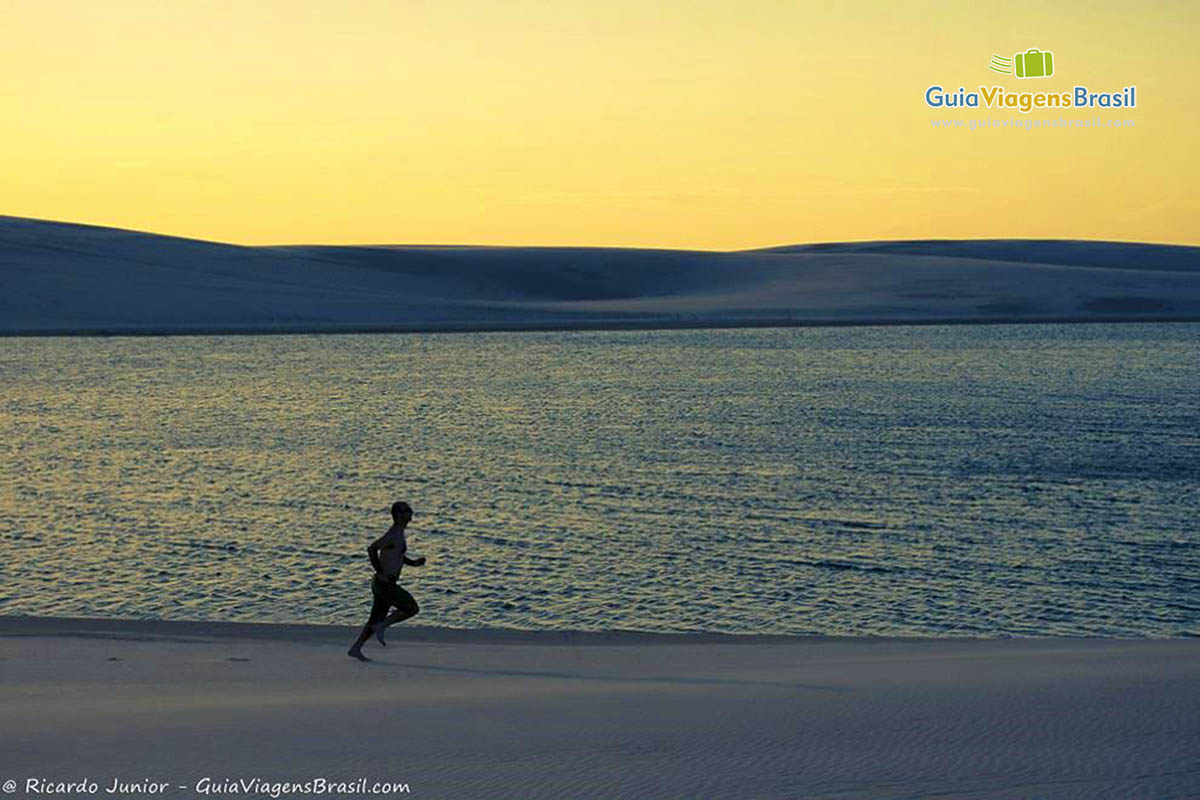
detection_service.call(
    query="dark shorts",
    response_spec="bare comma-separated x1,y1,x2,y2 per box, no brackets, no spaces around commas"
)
368,576,418,624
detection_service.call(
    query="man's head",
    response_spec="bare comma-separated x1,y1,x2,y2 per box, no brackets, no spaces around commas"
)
391,501,413,523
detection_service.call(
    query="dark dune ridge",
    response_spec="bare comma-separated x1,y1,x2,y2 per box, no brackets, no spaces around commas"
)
2,215,1198,335
753,239,1200,272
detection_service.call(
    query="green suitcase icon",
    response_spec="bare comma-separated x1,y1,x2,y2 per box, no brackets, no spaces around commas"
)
1014,48,1053,79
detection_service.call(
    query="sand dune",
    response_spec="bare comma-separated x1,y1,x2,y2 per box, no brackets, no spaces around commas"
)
3,616,1198,799
2,216,1199,335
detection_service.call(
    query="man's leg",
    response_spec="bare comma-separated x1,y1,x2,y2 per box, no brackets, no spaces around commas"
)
348,583,390,661
374,586,419,646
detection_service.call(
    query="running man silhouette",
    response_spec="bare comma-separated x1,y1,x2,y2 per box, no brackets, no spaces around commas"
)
348,501,426,661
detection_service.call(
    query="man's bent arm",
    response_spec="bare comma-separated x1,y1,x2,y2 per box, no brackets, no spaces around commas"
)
404,555,425,566
368,544,383,574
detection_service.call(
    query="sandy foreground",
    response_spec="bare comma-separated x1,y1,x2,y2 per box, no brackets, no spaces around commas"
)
1,617,1198,800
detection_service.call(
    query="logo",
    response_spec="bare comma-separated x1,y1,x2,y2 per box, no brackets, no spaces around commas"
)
989,49,1055,79
924,48,1135,113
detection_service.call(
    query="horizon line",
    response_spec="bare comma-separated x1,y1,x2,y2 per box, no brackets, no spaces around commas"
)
4,213,1200,253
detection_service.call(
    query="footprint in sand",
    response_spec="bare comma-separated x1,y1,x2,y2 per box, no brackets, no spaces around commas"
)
106,657,122,662
227,657,250,662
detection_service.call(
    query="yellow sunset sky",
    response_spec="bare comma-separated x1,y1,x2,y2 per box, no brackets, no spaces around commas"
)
3,0,1197,248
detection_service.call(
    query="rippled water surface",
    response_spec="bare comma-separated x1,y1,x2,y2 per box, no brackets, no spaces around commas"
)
1,324,1197,636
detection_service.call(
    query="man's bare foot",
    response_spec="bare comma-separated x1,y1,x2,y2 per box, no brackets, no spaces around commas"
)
374,625,388,647
347,648,370,662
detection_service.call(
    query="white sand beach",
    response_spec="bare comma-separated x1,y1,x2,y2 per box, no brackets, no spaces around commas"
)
2,616,1197,799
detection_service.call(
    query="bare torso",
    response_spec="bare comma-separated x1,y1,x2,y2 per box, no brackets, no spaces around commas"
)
374,525,408,582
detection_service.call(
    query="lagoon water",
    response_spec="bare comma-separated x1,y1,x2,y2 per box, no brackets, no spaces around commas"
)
1,324,1197,637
